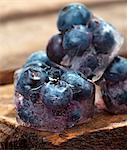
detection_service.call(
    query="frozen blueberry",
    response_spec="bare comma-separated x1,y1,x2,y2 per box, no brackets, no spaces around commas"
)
61,71,94,100
16,65,49,98
26,51,49,64
41,81,73,109
67,101,82,127
57,3,92,32
98,56,127,114
29,88,41,103
63,25,92,55
69,108,81,122
61,17,123,81
24,51,54,69
87,18,100,32
92,19,115,54
47,34,67,63
15,65,95,132
104,56,127,83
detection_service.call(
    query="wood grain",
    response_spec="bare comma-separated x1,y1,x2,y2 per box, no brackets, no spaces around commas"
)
0,1,127,84
0,84,127,149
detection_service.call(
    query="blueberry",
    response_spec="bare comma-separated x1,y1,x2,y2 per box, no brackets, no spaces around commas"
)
85,54,99,71
47,34,67,64
104,56,127,83
69,109,81,122
67,101,82,126
92,19,115,54
99,56,127,114
115,91,127,105
87,19,100,32
26,66,49,87
57,3,92,32
61,71,94,100
24,51,54,69
41,81,73,109
101,82,127,114
29,88,41,103
16,66,49,98
63,25,92,55
18,100,36,124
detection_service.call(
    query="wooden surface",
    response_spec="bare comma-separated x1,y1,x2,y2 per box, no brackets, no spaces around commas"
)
1,85,127,149
0,1,127,84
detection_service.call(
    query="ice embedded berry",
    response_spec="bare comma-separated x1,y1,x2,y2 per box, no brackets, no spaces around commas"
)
91,19,115,54
98,56,127,114
41,80,73,109
24,51,54,69
57,3,92,32
104,56,127,82
61,71,94,100
63,25,92,56
61,17,123,81
46,34,67,63
15,52,95,132
16,65,49,98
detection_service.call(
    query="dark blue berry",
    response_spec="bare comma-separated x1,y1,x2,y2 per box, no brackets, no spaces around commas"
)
18,100,36,124
16,66,49,98
41,81,73,109
69,108,81,122
57,3,92,32
85,54,99,71
29,88,41,103
104,56,127,83
87,19,100,32
47,34,67,64
92,19,115,54
99,56,127,114
115,91,127,105
24,51,54,69
101,83,127,114
61,71,94,100
63,25,92,54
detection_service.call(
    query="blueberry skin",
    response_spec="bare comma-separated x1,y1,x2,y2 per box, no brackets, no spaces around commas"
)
17,100,36,124
101,83,127,114
69,108,81,122
99,56,127,114
57,3,92,32
104,56,127,83
87,19,100,32
47,34,67,64
26,51,48,64
92,19,115,54
29,88,41,103
47,67,64,79
24,51,54,68
16,66,49,98
41,81,73,109
61,71,94,100
63,25,92,54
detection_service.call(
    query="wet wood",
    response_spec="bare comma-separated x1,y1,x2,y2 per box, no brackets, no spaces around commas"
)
0,84,127,149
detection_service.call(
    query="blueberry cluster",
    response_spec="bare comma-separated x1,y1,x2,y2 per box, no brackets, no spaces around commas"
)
15,51,95,132
47,3,123,81
98,56,127,114
15,3,126,132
